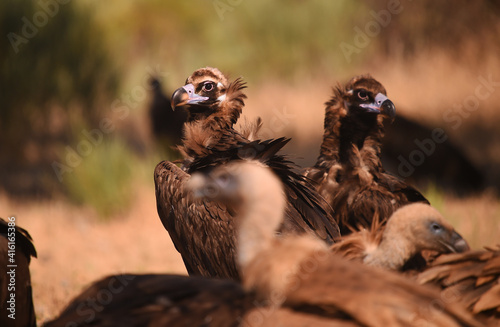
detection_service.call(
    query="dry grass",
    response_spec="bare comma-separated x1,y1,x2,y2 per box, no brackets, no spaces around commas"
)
1,183,186,324
439,193,500,249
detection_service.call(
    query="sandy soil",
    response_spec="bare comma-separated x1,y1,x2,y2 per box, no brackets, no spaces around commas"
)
1,184,186,324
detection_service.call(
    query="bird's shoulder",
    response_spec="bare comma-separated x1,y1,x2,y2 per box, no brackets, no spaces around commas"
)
0,218,37,260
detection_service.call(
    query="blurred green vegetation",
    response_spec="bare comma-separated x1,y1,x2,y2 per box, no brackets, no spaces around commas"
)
1,0,499,218
63,138,135,219
0,0,119,151
0,0,120,203
422,183,446,213
90,0,366,84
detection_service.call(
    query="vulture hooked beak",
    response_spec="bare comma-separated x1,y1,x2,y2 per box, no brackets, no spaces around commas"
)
360,93,396,120
171,84,209,110
444,231,470,253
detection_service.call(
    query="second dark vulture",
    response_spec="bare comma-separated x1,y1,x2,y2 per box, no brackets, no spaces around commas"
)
304,75,429,235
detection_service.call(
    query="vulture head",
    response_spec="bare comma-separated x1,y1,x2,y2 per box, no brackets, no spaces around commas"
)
363,203,470,270
322,74,396,159
171,67,246,125
339,74,396,122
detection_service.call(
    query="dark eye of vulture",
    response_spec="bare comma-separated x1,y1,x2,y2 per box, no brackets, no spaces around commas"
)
430,221,444,233
155,67,340,281
201,81,215,92
357,89,369,100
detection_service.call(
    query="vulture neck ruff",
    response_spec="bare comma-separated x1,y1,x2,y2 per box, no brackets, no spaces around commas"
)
318,84,386,168
178,79,246,157
181,78,247,154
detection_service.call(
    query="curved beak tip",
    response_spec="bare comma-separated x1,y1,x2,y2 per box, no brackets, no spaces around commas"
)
171,87,189,109
381,99,396,120
453,238,470,253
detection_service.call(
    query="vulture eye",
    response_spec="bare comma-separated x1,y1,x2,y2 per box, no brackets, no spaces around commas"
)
430,222,443,234
217,172,231,186
202,82,215,92
357,90,369,101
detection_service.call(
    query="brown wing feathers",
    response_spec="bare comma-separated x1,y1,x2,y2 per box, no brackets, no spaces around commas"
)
154,160,240,278
418,246,500,322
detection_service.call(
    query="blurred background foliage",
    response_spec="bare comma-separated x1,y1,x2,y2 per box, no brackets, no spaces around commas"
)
1,0,500,218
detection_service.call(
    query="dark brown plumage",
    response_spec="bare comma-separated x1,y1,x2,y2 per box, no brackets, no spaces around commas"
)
382,113,485,196
330,203,469,271
0,218,37,327
304,74,429,235
418,246,500,324
43,274,255,327
148,77,188,146
188,161,483,327
154,67,340,281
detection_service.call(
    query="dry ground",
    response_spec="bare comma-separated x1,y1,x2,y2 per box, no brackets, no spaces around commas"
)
1,185,186,324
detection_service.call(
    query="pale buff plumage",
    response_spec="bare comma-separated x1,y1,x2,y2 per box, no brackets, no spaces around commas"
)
188,161,482,327
331,203,469,271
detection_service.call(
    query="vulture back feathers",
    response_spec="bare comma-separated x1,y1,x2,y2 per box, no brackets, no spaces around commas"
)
188,161,483,327
304,74,429,235
155,67,340,281
418,246,500,324
43,274,255,327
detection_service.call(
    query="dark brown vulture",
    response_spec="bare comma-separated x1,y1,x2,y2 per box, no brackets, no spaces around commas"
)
382,113,485,196
154,67,340,281
330,203,469,271
304,74,429,235
187,161,483,327
148,77,188,146
43,273,255,327
418,246,500,325
0,218,37,327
